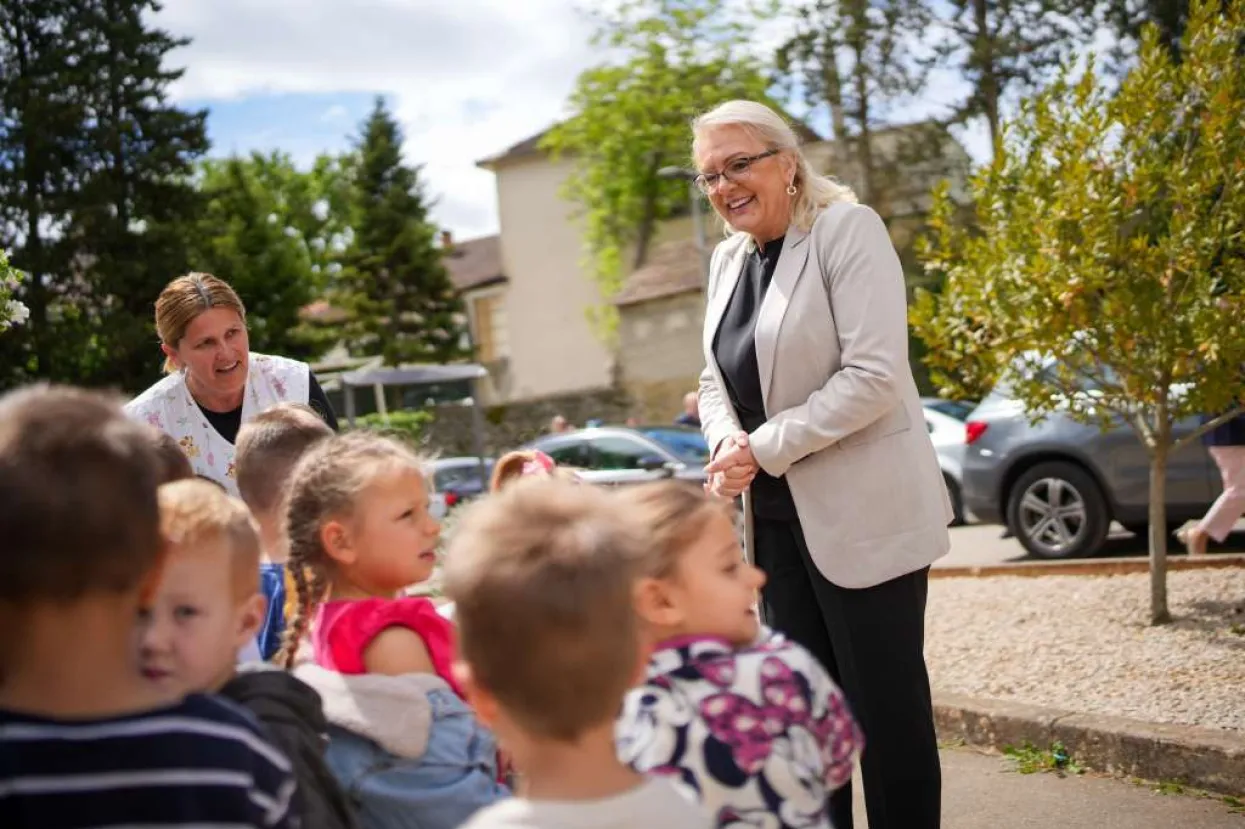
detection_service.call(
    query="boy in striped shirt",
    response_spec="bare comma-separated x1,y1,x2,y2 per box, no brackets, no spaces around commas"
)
0,385,297,828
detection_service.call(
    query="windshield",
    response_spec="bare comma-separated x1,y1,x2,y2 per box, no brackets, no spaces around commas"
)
638,428,710,464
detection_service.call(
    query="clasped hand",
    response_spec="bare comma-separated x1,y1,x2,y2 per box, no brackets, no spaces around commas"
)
704,431,759,499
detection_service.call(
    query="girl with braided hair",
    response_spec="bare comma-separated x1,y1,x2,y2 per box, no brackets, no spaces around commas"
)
277,431,507,829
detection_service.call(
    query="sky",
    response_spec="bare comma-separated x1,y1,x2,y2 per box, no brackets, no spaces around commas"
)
155,0,995,242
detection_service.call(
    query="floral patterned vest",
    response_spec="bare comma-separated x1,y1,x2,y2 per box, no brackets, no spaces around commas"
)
124,353,310,497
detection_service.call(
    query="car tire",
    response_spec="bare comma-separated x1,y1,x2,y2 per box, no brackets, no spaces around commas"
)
1006,461,1110,559
945,475,965,527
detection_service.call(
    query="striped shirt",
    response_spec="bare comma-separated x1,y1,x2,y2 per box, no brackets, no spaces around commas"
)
0,694,297,828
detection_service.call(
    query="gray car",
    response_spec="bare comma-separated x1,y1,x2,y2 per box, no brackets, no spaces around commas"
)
960,380,1221,559
524,426,706,486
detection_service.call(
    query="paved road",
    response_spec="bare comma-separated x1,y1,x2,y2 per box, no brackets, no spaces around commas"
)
935,521,1245,569
850,748,1244,828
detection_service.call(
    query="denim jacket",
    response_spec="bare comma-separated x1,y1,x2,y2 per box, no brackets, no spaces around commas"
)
294,664,508,829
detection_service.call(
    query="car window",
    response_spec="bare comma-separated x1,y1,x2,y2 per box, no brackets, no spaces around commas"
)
589,436,664,470
639,428,709,463
543,442,591,468
434,463,491,491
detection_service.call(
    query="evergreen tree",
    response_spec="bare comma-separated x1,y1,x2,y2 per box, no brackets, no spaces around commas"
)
334,97,467,366
68,0,208,392
0,0,89,386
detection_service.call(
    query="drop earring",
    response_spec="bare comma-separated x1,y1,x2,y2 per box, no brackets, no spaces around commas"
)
786,183,798,196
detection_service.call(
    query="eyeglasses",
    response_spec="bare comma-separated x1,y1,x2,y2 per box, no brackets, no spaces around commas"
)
693,149,780,194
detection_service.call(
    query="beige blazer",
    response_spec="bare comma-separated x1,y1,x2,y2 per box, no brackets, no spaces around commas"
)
699,202,952,589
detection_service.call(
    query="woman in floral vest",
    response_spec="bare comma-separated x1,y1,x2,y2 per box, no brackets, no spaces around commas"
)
126,273,338,496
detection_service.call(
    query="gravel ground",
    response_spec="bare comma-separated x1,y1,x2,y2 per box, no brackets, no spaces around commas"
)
926,568,1245,732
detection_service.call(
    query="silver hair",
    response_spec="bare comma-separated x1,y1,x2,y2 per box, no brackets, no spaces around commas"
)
692,100,856,234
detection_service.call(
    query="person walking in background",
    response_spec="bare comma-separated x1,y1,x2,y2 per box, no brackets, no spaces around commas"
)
675,391,701,428
549,414,571,434
1178,407,1245,554
692,100,951,829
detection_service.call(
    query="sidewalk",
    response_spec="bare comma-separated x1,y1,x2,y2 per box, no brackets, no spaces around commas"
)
851,748,1243,828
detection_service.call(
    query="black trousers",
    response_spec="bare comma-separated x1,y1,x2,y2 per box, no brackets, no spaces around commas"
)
753,516,942,829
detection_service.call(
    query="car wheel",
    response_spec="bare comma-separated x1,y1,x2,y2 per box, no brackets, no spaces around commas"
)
1006,462,1110,559
945,475,965,527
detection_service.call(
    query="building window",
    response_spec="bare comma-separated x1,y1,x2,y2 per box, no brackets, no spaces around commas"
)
471,293,509,362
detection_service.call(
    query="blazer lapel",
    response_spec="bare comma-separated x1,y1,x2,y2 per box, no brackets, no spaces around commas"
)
703,240,750,357
755,225,811,409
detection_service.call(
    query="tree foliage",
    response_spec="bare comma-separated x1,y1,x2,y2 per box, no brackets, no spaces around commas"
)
0,248,27,332
193,152,345,360
334,98,467,366
930,0,1098,147
0,0,208,392
772,0,933,205
911,0,1245,623
540,0,772,334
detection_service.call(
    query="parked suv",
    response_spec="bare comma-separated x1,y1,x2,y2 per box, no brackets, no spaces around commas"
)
960,379,1221,559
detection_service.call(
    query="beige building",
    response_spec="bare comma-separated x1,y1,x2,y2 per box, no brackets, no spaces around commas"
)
468,132,617,405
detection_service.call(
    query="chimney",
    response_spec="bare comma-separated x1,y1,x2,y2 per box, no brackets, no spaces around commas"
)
440,230,453,249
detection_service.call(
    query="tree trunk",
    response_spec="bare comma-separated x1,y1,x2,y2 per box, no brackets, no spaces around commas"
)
851,50,874,206
822,51,848,146
973,0,1001,148
1147,447,1172,625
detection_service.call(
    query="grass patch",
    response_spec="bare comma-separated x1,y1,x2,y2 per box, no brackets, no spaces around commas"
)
1002,741,1084,777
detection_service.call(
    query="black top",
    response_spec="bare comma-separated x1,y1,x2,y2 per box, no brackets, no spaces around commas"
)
197,367,340,444
712,235,797,520
221,667,359,829
0,693,295,827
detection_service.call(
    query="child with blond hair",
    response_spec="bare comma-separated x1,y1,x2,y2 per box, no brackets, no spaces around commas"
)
234,402,333,660
445,478,710,829
489,449,580,492
0,385,295,828
614,481,864,829
278,431,507,829
139,478,357,829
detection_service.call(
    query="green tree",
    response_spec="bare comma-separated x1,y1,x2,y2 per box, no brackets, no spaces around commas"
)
772,0,933,206
0,248,28,332
541,0,771,333
0,0,91,385
334,97,467,366
911,0,1245,624
931,0,1098,148
193,153,332,360
68,0,209,392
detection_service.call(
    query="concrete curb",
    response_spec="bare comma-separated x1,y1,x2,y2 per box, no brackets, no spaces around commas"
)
931,552,1245,579
933,692,1245,796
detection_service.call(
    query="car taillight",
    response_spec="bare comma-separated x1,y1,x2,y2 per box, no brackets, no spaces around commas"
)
965,421,988,445
444,491,460,507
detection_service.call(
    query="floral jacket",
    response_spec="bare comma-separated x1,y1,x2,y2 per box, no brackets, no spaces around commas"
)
616,629,863,829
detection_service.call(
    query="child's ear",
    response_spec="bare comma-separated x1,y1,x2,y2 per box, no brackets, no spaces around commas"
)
319,519,355,566
453,661,500,727
632,576,682,628
233,593,267,649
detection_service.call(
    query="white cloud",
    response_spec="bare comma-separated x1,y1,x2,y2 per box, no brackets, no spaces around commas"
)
154,0,599,239
319,104,350,124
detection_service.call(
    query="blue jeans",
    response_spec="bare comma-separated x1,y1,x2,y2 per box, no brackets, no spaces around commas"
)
323,687,508,829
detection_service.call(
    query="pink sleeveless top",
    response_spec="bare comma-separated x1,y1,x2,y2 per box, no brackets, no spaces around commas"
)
312,596,463,697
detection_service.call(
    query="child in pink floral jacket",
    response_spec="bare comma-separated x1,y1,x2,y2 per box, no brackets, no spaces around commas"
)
615,483,863,829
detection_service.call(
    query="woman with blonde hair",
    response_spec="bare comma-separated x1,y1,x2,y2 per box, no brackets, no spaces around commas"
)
125,273,338,495
693,100,951,829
